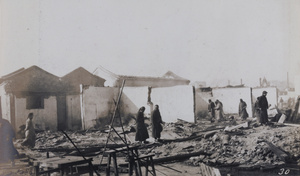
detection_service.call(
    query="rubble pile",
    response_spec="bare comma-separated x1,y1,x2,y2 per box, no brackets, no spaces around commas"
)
12,117,300,175
143,119,300,170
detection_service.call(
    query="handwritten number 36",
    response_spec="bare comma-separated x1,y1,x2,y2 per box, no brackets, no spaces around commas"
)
278,168,290,175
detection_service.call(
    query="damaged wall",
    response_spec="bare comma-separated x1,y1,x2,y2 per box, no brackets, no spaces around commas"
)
82,86,149,129
151,86,195,123
82,86,118,129
81,85,195,128
0,84,12,123
252,87,278,116
121,87,149,117
212,87,252,116
195,90,213,118
14,96,57,131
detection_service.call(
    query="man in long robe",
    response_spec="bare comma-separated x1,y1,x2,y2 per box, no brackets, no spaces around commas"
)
258,91,269,125
135,107,149,143
239,99,249,120
215,100,224,121
151,105,163,142
208,99,215,122
21,113,36,148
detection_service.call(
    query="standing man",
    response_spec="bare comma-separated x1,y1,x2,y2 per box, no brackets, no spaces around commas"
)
258,91,269,125
215,100,224,122
21,113,36,148
135,107,149,144
208,99,215,122
151,105,163,142
239,99,249,120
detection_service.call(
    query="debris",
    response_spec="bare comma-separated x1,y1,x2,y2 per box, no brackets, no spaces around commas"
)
224,121,249,132
278,114,287,124
153,151,211,164
199,162,221,176
262,140,291,163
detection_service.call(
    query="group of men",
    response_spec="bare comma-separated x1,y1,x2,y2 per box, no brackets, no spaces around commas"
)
208,90,269,125
135,104,164,143
208,99,225,122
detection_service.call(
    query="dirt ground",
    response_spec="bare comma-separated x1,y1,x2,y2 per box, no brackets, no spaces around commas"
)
1,116,300,176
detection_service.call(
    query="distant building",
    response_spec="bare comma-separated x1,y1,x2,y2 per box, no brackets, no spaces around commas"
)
259,77,270,87
93,66,190,88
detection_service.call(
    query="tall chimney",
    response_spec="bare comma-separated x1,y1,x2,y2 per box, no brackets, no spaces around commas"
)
240,79,243,85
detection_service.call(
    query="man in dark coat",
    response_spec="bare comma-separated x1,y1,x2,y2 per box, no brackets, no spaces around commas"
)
135,107,149,143
258,91,269,125
0,117,19,165
239,99,249,120
151,105,163,142
208,99,215,122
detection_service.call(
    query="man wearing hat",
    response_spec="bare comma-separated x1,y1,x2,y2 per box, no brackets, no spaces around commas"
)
258,91,269,125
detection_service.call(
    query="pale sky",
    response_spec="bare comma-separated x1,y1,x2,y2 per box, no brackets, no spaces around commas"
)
1,0,299,87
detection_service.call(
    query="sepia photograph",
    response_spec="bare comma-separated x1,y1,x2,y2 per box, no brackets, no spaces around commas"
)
0,0,300,175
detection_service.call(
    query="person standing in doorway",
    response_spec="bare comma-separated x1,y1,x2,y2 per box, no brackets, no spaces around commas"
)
151,105,163,142
208,99,215,122
239,99,249,120
258,91,269,125
135,107,149,144
21,113,36,148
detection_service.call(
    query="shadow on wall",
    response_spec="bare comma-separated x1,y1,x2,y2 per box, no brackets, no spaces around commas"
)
195,89,213,119
91,93,140,130
92,113,137,130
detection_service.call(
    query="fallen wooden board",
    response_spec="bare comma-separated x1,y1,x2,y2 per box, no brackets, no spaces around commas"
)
199,163,221,176
283,123,300,127
152,151,211,164
278,114,287,123
224,121,249,132
263,141,290,163
160,134,203,143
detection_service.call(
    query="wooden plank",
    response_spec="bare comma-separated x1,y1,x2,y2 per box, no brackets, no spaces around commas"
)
278,114,287,123
283,123,300,127
152,151,211,164
263,141,290,162
224,121,249,132
199,163,221,176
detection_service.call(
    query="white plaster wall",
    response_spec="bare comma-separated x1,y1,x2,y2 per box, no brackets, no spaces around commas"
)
151,86,195,123
252,87,278,116
212,87,252,116
195,90,213,117
82,87,118,129
0,84,11,122
122,87,149,115
14,96,57,130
